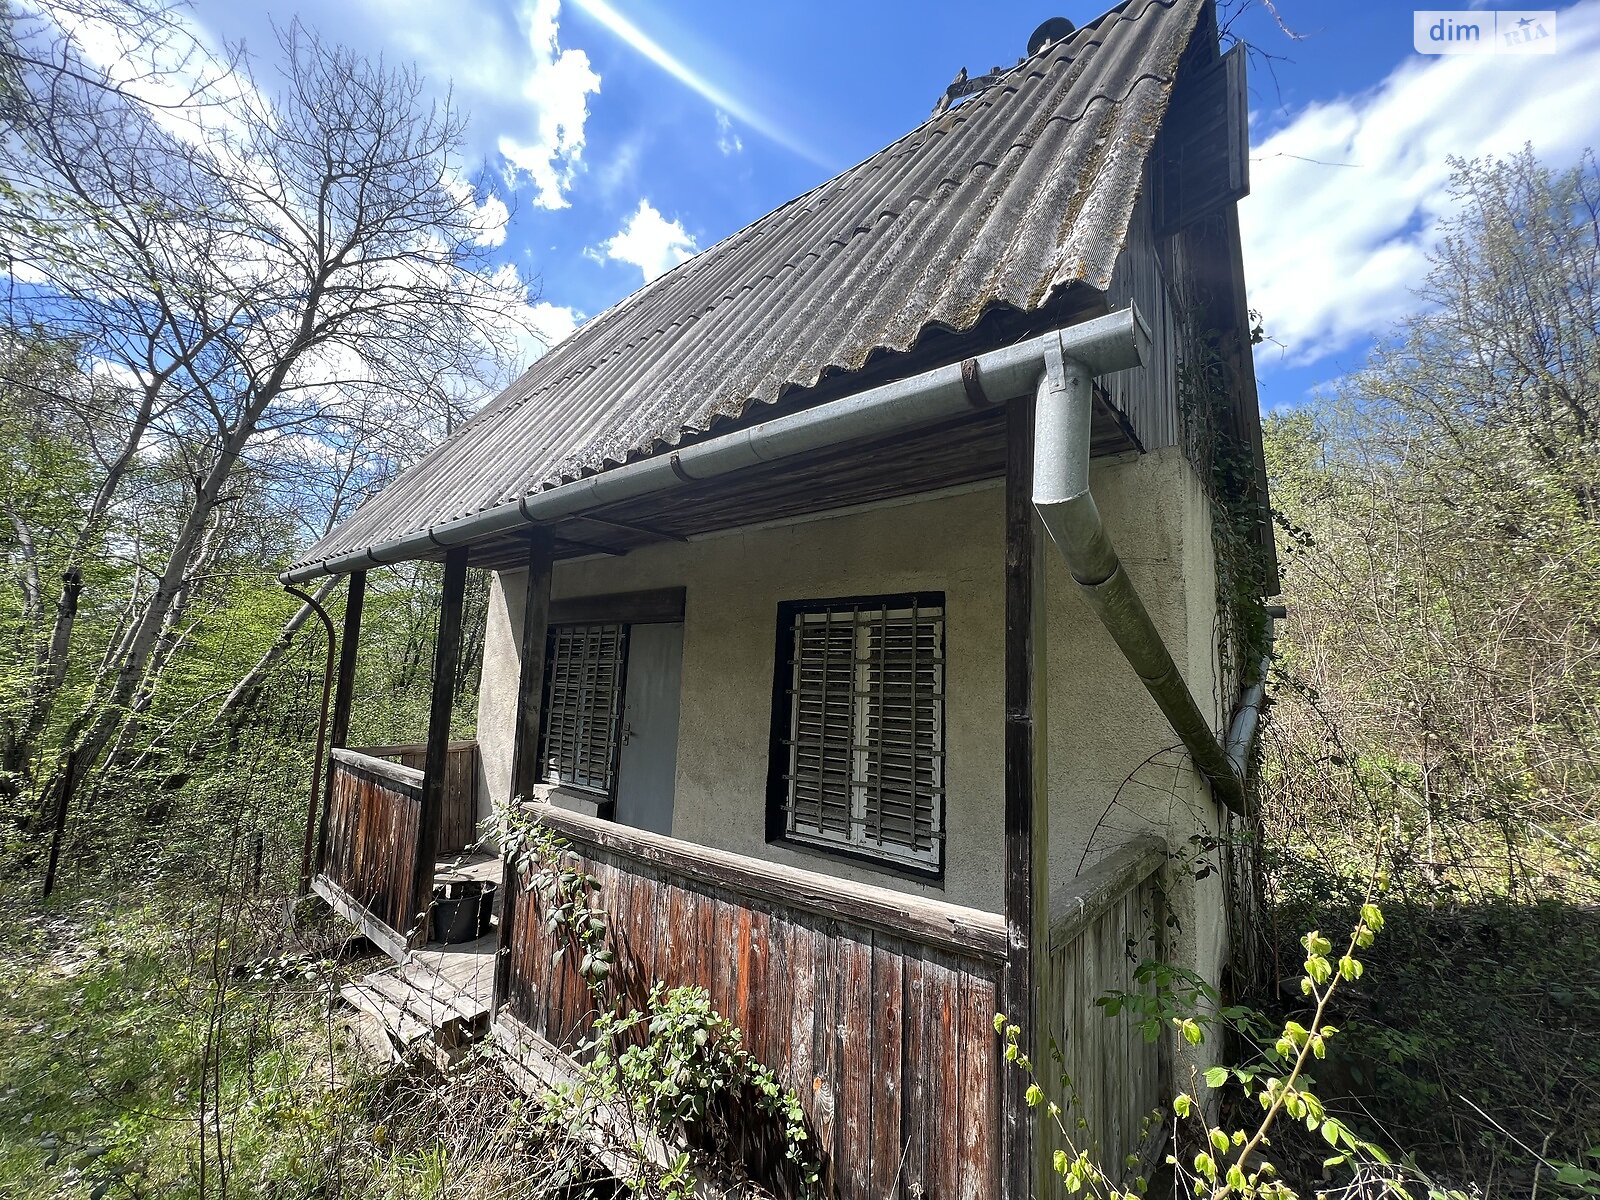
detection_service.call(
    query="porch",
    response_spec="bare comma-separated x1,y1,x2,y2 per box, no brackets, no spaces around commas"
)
312,587,1179,1188
301,308,1211,1196
312,739,506,1057
494,804,1167,1197
311,739,485,961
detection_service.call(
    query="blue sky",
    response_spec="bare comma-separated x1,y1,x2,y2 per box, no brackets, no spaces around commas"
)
182,0,1600,415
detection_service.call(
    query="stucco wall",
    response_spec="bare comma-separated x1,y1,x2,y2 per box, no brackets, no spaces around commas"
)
474,446,1231,983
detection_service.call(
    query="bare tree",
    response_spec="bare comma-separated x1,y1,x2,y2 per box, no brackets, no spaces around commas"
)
1264,148,1600,898
0,4,529,842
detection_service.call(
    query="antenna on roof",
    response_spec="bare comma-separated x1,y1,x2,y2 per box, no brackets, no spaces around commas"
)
931,16,1079,117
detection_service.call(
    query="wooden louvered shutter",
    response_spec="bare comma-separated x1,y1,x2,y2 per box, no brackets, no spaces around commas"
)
863,602,944,862
539,623,626,794
785,609,855,841
779,598,945,871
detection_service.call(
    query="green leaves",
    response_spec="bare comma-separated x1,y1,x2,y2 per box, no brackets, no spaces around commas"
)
501,804,821,1196
1301,930,1336,990
1554,1160,1600,1194
564,982,822,1196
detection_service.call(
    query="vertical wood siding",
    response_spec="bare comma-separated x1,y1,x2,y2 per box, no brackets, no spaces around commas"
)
354,741,481,854
1105,188,1181,451
320,750,424,944
1040,840,1168,1192
499,808,1008,1199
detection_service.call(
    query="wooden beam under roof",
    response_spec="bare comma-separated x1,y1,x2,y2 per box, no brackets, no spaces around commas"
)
449,394,1138,574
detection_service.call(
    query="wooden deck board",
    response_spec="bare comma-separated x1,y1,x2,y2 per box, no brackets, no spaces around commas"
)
340,980,430,1047
406,933,496,1017
334,851,503,1056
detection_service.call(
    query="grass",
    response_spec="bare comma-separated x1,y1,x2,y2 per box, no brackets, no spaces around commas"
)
1257,853,1600,1196
6,801,1595,1199
0,882,345,1198
0,879,604,1200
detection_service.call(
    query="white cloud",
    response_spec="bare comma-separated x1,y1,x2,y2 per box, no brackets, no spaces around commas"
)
527,300,583,346
223,0,601,211
1242,0,1600,368
593,134,644,201
496,0,601,209
471,192,511,246
570,0,826,166
477,263,584,361
600,199,697,283
443,173,512,247
715,110,743,156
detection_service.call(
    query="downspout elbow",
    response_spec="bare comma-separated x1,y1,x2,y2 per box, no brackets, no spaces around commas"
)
1223,608,1282,783
1030,345,1251,818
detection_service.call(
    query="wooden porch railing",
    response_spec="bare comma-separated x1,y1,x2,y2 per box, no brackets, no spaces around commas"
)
497,803,1010,1199
1040,836,1168,1191
316,748,425,959
356,740,481,855
313,740,482,960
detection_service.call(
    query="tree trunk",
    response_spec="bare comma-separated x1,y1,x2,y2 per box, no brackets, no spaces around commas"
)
5,566,82,812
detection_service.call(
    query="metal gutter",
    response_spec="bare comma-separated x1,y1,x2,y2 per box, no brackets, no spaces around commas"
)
280,309,1148,585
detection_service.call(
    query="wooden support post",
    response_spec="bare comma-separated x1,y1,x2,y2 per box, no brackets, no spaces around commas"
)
494,528,555,1017
412,549,469,947
1002,390,1050,1200
316,570,365,876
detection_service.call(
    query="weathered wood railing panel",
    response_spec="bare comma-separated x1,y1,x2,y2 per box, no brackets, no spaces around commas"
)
498,803,1008,1200
315,748,425,959
1041,836,1167,1192
355,740,480,854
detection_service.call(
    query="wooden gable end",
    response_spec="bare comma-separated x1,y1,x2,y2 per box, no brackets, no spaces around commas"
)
1155,43,1250,235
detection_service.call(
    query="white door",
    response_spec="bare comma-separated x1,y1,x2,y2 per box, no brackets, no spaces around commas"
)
613,622,683,836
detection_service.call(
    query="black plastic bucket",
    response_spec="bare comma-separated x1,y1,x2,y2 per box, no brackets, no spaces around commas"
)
430,874,496,944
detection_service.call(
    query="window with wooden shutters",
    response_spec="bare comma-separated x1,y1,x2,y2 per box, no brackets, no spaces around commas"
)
539,623,626,795
771,595,945,873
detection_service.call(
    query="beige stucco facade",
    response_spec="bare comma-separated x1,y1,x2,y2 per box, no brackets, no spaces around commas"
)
476,445,1232,987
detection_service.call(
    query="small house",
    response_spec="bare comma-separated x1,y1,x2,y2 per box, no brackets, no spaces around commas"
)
284,0,1274,1193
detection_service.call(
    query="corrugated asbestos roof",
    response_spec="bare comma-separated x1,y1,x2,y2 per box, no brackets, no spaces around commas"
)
294,0,1205,575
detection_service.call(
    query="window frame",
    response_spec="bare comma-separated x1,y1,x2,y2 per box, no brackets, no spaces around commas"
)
764,591,947,881
538,621,632,801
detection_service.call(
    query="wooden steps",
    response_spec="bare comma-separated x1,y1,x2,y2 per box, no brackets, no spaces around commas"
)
340,978,432,1051
338,932,496,1065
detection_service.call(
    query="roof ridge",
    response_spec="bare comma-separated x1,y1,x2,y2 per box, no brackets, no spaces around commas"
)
466,3,1186,434
289,0,1211,574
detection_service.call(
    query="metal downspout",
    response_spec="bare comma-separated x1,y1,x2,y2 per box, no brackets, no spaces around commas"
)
1031,345,1254,817
283,585,338,897
1223,606,1283,782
